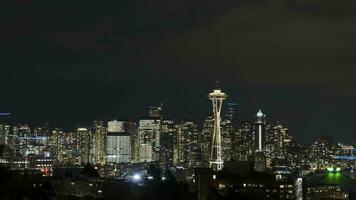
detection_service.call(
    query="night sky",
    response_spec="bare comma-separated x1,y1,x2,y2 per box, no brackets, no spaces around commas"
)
1,0,356,144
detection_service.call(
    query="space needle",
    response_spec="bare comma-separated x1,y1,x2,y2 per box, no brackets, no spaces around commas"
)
207,82,227,171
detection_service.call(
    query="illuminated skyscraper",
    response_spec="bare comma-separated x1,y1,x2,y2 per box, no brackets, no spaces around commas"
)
127,121,139,163
207,85,227,171
232,121,254,161
106,132,131,163
224,103,238,128
222,102,238,161
76,127,91,165
161,119,176,165
266,123,291,162
175,120,200,167
51,128,63,163
0,124,10,145
90,120,107,165
106,120,131,164
138,118,160,162
201,115,214,165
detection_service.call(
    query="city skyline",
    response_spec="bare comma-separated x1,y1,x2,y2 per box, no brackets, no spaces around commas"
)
2,1,356,199
0,85,352,145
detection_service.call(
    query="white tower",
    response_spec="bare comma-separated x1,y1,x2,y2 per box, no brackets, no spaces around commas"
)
255,110,266,152
207,83,227,171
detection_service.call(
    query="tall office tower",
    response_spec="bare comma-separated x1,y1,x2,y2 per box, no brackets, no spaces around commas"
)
76,128,91,165
51,128,65,164
221,120,232,161
0,124,10,146
201,116,214,165
309,136,334,170
225,103,238,128
138,118,161,162
32,123,51,156
161,119,177,165
208,86,227,171
5,126,16,156
234,121,254,161
255,110,266,152
15,124,32,156
106,120,131,164
274,123,291,161
90,120,107,165
148,105,163,160
127,121,139,163
106,132,131,164
223,102,238,161
175,120,200,167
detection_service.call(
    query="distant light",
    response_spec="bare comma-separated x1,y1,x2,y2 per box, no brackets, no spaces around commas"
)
147,176,154,180
162,177,166,181
327,167,334,172
0,113,11,116
98,190,103,193
336,167,341,172
133,174,141,181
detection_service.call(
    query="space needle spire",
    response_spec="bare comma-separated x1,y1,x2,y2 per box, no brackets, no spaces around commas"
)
207,81,227,171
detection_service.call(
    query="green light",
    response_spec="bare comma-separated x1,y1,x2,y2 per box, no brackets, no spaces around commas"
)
336,167,341,172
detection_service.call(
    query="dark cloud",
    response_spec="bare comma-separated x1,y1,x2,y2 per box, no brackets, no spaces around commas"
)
1,0,356,143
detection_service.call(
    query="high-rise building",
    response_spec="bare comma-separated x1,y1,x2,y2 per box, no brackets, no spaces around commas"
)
232,121,254,161
51,128,62,162
225,103,238,128
201,116,214,165
222,102,238,162
175,120,200,167
127,121,139,163
76,128,91,165
106,132,131,163
161,119,176,165
90,120,107,165
0,124,10,145
106,120,131,164
138,118,161,162
15,124,32,156
309,136,334,170
265,122,291,166
207,86,227,171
